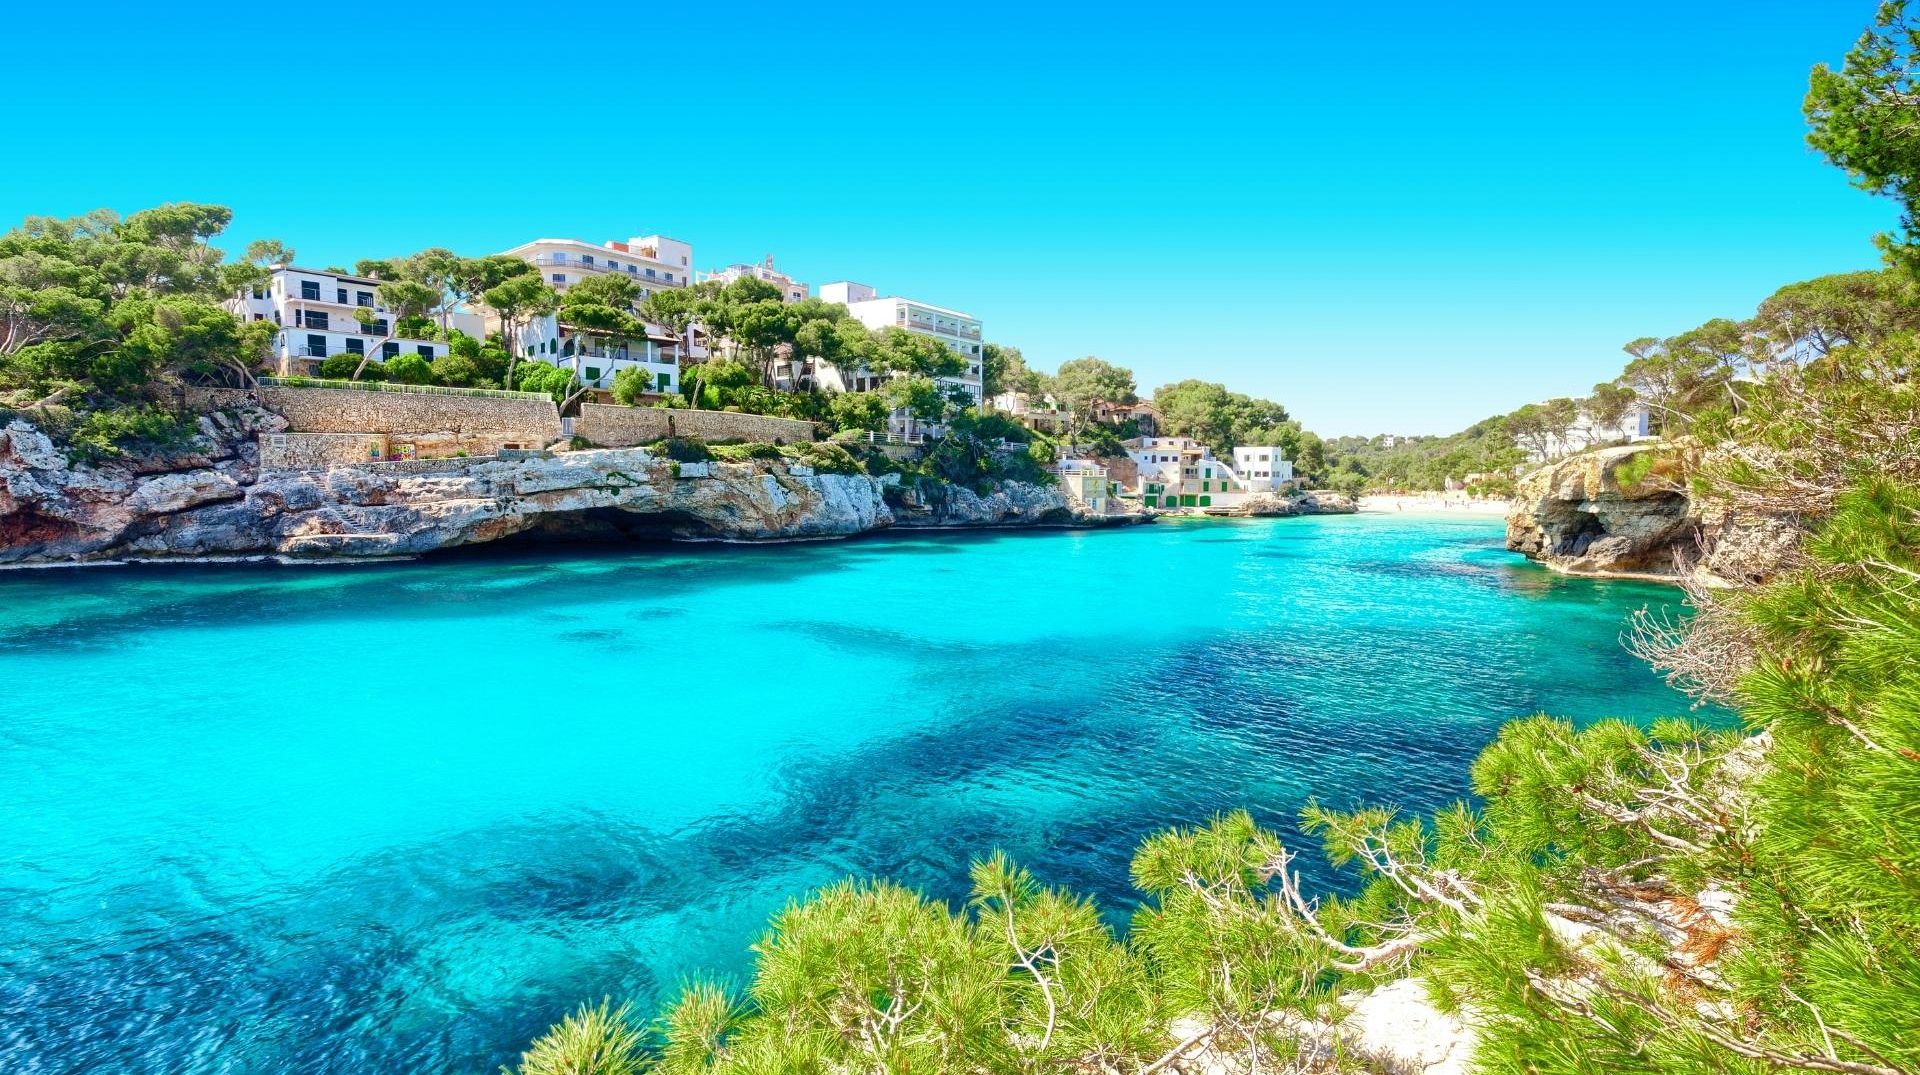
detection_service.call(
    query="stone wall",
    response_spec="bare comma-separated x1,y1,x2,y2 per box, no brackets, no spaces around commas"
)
185,385,560,442
578,404,816,447
260,433,390,468
259,431,520,469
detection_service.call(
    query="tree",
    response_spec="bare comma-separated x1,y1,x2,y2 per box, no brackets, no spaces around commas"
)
1584,380,1639,431
1048,356,1135,436
826,389,890,433
242,239,293,268
981,341,1037,398
1501,397,1579,460
482,273,560,393
350,278,437,381
557,273,644,407
1806,1,1920,271
1750,270,1920,361
870,327,965,380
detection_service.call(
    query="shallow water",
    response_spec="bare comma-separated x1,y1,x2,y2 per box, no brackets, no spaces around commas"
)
0,515,1713,1073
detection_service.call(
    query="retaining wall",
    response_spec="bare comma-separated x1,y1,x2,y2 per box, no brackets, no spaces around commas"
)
187,385,560,441
578,404,816,447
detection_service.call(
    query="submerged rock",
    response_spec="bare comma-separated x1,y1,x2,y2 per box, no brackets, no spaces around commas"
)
0,410,1141,567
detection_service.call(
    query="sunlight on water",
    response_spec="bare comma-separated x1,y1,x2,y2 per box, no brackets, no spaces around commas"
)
0,515,1715,1074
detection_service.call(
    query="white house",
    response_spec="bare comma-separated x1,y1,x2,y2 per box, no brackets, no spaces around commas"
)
1232,446,1295,490
495,234,694,396
228,266,462,376
819,280,985,436
1127,436,1251,510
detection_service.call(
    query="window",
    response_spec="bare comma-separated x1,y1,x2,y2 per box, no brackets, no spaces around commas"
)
644,268,656,278
336,288,348,304
582,255,594,266
552,273,566,283
251,286,266,299
357,291,374,307
344,338,365,355
300,310,328,329
584,367,601,382
656,371,672,392
416,345,433,358
663,272,673,282
299,280,321,300
607,260,619,270
305,334,327,357
383,341,400,358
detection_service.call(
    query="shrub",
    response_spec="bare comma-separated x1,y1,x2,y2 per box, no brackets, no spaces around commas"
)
610,367,651,406
652,436,711,463
315,354,388,381
788,442,865,475
383,353,435,386
505,999,643,1075
65,404,197,462
707,442,785,462
430,353,480,387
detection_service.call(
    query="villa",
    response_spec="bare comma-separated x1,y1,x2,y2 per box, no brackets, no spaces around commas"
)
227,267,477,376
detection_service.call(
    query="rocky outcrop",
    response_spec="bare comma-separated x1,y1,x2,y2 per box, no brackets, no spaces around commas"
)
0,410,1142,567
1243,489,1359,516
889,478,1144,529
1506,444,1800,582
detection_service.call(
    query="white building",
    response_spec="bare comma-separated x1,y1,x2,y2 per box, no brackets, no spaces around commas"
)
698,255,809,303
1532,401,1654,462
228,266,464,376
1054,459,1113,514
1232,446,1295,490
1125,436,1291,511
818,281,985,437
495,234,694,396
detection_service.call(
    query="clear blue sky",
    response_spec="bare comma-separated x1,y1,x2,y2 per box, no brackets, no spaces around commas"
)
2,1,1894,435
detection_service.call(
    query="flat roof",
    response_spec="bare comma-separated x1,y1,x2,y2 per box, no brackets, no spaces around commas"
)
277,265,383,286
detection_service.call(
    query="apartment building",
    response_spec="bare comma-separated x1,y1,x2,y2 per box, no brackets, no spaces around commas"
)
698,255,809,303
493,234,695,396
818,281,985,436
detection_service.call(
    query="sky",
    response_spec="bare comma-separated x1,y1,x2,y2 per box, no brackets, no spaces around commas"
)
0,1,1896,435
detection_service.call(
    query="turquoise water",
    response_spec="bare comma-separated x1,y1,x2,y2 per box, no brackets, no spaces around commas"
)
0,515,1710,1073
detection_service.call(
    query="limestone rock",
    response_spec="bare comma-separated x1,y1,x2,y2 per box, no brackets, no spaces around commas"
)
0,411,1143,567
1505,443,1800,582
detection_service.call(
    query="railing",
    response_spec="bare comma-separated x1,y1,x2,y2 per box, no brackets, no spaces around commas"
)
259,376,552,401
859,430,927,446
533,254,683,284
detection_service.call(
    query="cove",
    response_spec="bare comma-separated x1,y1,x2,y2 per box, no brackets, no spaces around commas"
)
0,515,1715,1074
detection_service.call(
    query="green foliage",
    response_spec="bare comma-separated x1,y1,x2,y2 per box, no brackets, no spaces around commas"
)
505,999,644,1075
509,361,578,403
610,367,654,406
1323,415,1524,493
430,353,481,387
1050,356,1135,435
1806,1,1920,270
64,403,197,462
383,353,434,385
652,437,711,463
1152,379,1301,460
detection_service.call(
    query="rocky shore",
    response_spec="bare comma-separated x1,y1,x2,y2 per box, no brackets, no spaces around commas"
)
0,407,1143,568
1505,443,1800,583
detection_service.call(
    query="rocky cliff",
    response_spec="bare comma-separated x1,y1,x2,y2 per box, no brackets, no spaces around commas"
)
0,409,1137,567
1505,443,1800,583
1244,489,1360,516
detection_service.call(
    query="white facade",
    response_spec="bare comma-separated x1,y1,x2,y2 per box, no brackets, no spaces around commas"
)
501,235,694,297
699,256,809,303
1232,446,1295,490
497,234,694,394
1054,459,1112,514
819,280,985,436
1125,436,1278,510
227,267,454,375
1532,402,1654,462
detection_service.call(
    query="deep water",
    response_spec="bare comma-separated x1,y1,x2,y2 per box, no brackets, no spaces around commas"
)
0,515,1716,1074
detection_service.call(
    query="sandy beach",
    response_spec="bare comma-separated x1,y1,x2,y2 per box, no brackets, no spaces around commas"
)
1360,494,1512,516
